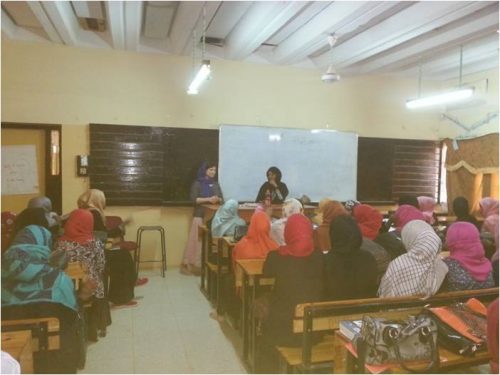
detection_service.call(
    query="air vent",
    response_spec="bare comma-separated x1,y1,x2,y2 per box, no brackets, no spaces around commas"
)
203,37,224,47
78,17,106,32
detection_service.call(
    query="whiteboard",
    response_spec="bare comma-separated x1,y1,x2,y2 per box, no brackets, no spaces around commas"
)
219,125,358,202
1,145,40,195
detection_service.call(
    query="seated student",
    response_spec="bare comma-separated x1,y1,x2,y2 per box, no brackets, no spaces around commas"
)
479,197,499,262
343,199,361,214
324,215,378,300
390,204,426,238
417,196,437,225
28,195,60,230
351,204,391,279
452,196,480,230
262,214,324,347
487,298,499,374
270,198,303,246
13,207,50,235
313,200,348,253
255,166,289,204
2,225,80,373
55,209,111,341
311,198,332,226
211,199,246,238
77,189,142,307
378,220,448,298
442,222,494,291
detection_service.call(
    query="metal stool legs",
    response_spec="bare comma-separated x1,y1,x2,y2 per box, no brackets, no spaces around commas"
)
135,226,167,277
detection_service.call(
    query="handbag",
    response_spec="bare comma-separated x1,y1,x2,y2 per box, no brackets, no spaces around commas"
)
355,314,438,373
424,298,487,356
233,224,248,241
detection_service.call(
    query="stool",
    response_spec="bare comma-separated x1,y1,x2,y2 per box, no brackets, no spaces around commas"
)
135,226,167,277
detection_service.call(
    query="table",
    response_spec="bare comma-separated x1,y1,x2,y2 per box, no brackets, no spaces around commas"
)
203,203,317,223
2,330,34,374
334,330,491,374
235,258,275,372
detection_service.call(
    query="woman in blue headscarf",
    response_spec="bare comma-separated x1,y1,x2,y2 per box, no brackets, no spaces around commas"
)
2,225,80,373
181,161,223,275
211,199,245,238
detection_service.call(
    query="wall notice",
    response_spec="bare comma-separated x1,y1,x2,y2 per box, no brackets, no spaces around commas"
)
1,145,39,195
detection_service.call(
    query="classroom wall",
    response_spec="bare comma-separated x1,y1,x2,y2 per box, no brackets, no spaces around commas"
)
2,40,498,267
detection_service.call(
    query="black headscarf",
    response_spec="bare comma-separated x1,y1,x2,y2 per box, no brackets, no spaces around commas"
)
452,196,480,230
14,208,49,235
329,215,362,254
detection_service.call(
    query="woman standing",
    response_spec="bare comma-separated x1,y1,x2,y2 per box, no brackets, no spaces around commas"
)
181,161,223,275
55,208,111,340
255,166,288,204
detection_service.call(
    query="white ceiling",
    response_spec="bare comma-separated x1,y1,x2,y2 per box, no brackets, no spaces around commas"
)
2,1,499,81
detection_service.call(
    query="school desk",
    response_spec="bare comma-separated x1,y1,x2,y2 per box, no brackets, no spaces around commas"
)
2,330,34,374
235,258,275,372
202,203,316,223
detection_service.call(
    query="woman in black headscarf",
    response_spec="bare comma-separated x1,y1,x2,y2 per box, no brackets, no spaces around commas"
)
324,215,378,300
256,166,289,204
452,196,481,230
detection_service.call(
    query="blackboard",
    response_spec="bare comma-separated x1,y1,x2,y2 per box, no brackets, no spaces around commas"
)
89,124,218,205
219,125,358,202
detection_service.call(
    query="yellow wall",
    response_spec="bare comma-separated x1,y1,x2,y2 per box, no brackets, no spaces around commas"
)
2,40,498,267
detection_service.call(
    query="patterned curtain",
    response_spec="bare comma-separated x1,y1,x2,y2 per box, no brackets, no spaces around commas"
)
444,133,499,215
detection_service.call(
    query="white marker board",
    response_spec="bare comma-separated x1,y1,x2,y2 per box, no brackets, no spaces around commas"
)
218,125,358,202
1,145,40,195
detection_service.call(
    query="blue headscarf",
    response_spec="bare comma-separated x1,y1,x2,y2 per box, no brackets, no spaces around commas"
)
211,199,246,237
2,225,77,311
197,161,215,198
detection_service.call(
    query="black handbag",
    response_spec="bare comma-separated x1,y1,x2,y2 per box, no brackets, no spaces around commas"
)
355,314,438,373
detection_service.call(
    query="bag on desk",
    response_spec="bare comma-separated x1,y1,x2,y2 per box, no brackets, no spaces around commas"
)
355,314,438,373
423,298,487,356
233,224,248,241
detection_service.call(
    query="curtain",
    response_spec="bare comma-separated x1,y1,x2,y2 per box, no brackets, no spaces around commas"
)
444,133,499,215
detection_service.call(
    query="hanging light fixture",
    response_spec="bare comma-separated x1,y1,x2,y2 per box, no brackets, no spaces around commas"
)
187,6,210,95
406,46,474,109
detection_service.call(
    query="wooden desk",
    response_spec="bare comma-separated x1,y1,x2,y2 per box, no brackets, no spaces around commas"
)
216,237,237,315
335,330,490,374
2,330,34,374
203,204,316,223
236,258,275,372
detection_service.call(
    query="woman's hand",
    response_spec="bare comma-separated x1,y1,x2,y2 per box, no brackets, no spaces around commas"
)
209,195,221,204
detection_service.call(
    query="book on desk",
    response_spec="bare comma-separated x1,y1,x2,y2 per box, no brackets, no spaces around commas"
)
339,320,362,341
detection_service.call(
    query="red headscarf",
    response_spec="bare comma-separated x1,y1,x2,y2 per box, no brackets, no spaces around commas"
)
446,222,492,282
417,196,436,225
313,201,348,252
232,210,278,261
59,209,94,244
278,214,314,257
352,204,382,240
393,204,425,232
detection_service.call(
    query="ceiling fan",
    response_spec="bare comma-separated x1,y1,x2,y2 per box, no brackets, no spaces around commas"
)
321,34,341,83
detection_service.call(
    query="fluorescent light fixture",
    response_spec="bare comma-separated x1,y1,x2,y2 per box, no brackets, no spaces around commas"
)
187,60,211,95
406,87,474,109
268,134,281,142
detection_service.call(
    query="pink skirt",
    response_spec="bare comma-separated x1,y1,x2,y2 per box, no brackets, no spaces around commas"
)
182,217,203,267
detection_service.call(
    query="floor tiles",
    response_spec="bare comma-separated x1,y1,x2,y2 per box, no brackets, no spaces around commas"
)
78,268,247,374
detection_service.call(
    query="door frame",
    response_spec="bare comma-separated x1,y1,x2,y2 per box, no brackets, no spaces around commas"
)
1,122,63,214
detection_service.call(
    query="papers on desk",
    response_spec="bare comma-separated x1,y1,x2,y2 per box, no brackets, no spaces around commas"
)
339,320,362,341
240,203,259,208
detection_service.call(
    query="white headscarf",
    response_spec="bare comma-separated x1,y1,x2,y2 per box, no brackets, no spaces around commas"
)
270,198,303,245
378,220,448,298
211,199,245,238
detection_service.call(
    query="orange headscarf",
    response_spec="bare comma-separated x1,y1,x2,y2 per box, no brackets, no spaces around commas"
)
233,210,278,262
313,201,348,252
352,204,383,240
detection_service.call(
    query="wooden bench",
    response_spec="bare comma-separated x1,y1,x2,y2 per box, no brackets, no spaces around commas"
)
1,317,60,353
275,287,498,373
2,330,34,373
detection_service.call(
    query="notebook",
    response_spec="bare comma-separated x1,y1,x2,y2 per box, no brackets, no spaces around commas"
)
339,320,362,341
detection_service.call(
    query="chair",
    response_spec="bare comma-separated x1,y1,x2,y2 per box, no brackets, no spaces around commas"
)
135,226,167,277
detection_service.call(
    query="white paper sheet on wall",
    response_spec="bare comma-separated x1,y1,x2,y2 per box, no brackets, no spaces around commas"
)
1,145,39,195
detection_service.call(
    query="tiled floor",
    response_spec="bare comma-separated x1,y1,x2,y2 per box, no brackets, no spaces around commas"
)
79,268,247,374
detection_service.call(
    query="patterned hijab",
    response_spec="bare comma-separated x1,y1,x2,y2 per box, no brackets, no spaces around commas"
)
270,198,303,246
352,204,382,240
233,210,278,261
446,222,492,282
77,189,106,224
378,220,447,298
417,196,436,225
211,199,246,238
59,209,94,245
1,225,77,311
393,204,426,232
278,214,314,257
314,201,348,252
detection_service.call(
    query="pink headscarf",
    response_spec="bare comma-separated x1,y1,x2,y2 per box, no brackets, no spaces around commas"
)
393,205,426,232
480,197,499,262
417,196,436,225
446,222,492,282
